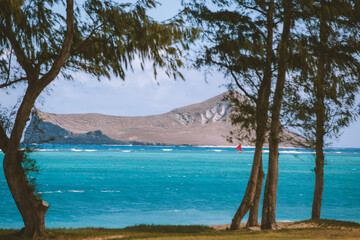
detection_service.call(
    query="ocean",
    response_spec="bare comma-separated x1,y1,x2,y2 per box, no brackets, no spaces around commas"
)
1,145,359,229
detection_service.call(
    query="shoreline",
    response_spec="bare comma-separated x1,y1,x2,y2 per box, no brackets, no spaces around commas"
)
2,219,360,231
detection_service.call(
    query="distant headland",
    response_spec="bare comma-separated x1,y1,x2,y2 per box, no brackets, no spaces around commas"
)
24,92,301,147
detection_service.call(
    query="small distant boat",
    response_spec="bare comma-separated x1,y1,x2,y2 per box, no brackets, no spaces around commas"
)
236,144,242,152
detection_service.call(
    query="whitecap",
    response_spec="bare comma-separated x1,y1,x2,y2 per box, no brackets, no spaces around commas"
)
213,150,222,152
39,190,62,194
70,148,82,152
279,150,315,154
100,190,120,193
162,149,173,151
122,150,131,153
84,149,97,152
68,190,85,193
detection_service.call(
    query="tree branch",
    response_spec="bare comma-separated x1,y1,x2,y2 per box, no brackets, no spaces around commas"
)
254,69,263,84
229,69,257,103
3,11,35,80
72,24,105,53
38,0,74,89
240,4,267,16
239,71,260,92
6,48,13,83
0,78,27,89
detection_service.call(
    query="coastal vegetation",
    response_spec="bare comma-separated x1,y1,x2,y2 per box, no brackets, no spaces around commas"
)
183,0,277,229
0,0,195,237
1,0,359,239
183,0,360,231
282,0,360,220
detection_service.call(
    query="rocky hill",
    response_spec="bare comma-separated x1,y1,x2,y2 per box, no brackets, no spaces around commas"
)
24,92,300,146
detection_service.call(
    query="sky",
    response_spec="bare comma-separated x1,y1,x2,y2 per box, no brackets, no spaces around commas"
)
1,0,359,148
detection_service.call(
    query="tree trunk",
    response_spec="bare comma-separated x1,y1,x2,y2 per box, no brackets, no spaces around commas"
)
230,144,265,230
312,148,324,219
230,1,274,229
3,151,49,238
312,0,327,220
261,149,279,230
2,88,49,238
261,0,292,230
247,158,264,227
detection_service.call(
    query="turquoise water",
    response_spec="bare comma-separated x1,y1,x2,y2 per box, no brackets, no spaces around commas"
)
1,145,359,229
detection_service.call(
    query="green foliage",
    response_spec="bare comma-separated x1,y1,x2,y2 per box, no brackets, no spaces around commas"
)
182,0,282,143
283,0,360,148
0,1,198,219
0,0,197,89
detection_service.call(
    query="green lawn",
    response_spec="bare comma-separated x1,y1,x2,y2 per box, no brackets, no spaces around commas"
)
1,220,359,240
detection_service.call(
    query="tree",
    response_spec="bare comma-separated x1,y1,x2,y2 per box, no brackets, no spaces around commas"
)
261,0,293,230
283,0,360,220
0,0,196,237
182,0,276,229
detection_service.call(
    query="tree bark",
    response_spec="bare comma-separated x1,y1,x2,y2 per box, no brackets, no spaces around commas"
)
230,1,274,230
3,152,49,238
312,0,327,220
312,144,325,219
230,142,265,230
3,87,49,238
247,158,264,227
261,0,292,230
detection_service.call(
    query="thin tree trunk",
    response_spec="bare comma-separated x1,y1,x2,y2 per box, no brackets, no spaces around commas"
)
312,146,324,219
230,1,274,230
312,0,326,220
247,158,264,227
261,0,292,230
230,143,265,230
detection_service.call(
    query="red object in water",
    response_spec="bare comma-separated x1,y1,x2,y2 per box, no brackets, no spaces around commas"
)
236,144,242,152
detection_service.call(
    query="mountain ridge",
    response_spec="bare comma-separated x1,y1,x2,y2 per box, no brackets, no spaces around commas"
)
24,92,299,146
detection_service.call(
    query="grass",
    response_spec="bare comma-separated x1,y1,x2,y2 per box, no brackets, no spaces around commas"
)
1,220,359,240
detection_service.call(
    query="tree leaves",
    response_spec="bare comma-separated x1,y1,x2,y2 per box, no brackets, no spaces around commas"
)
0,0,197,88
